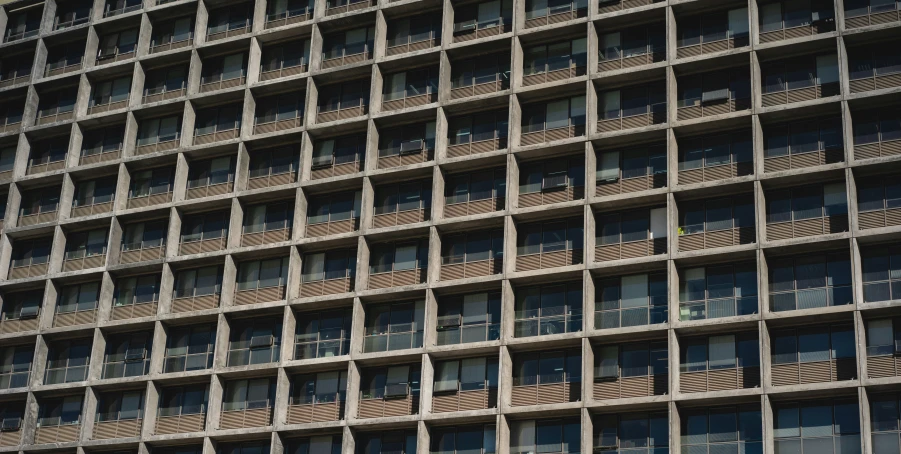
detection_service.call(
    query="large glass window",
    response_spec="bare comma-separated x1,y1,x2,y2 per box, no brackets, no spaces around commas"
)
518,157,585,194
103,332,152,378
291,370,347,404
244,202,294,233
227,318,283,366
764,117,843,158
431,425,496,454
174,266,222,298
596,145,667,183
863,245,901,303
237,257,290,290
595,341,667,380
363,300,425,352
596,272,668,329
308,192,362,224
510,419,580,454
97,391,143,422
766,183,848,224
771,325,856,366
514,282,583,337
294,310,352,359
360,365,421,401
680,333,759,372
222,378,276,411
679,263,758,320
37,396,83,427
521,96,586,133
434,357,499,394
513,350,581,390
158,385,208,417
56,281,100,314
681,406,762,454
445,170,506,205
369,240,429,274
0,345,33,389
773,399,860,454
358,431,417,454
44,339,92,384
516,219,583,256
769,253,852,312
594,412,668,453
436,292,501,345
163,325,215,373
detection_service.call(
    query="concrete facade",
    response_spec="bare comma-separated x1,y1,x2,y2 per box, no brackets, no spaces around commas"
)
1,0,901,453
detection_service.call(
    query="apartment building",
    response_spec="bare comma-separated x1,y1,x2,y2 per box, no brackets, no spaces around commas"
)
0,0,900,453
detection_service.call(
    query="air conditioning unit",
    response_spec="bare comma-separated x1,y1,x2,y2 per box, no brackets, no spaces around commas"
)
0,418,21,431
250,334,274,348
18,305,39,319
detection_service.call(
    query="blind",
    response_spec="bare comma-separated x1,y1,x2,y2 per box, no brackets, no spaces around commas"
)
621,274,649,308
708,335,736,369
598,151,620,181
650,208,667,239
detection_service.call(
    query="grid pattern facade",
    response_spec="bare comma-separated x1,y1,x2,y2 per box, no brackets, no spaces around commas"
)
1,0,901,453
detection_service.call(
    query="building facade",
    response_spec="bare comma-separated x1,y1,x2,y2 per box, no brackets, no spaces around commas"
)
0,0,901,453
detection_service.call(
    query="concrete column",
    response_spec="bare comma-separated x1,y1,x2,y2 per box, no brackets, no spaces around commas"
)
166,206,183,257
173,152,190,202
97,270,115,322
247,37,263,85
80,386,98,441
242,87,257,139
123,111,139,157
227,198,244,249
219,254,238,308
349,297,366,356
194,0,209,46
344,360,362,421
58,173,76,220
114,162,131,211
181,100,197,148
88,328,107,381
582,269,594,331
418,352,434,416
355,236,370,291
427,226,440,284
187,50,203,95
497,345,513,412
31,334,50,387
48,225,66,274
149,320,167,375
580,337,593,406
274,366,291,425
108,216,123,265
206,374,224,431
281,303,296,360
235,142,251,191
158,263,176,314
292,186,305,241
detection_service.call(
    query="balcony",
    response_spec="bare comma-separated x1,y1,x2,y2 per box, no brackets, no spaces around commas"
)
844,0,901,28
676,9,749,59
88,98,128,116
770,325,857,386
241,225,291,246
446,131,506,159
0,68,31,88
677,72,751,121
62,246,106,272
440,231,503,281
516,220,583,272
142,82,186,104
26,156,66,176
234,284,286,306
598,28,665,72
207,19,250,42
758,4,834,43
36,106,75,126
524,0,585,28
287,395,342,424
248,163,296,190
317,99,367,123
171,290,219,313
378,139,433,169
325,0,373,16
80,146,121,166
595,208,667,262
150,35,193,54
300,251,355,297
127,191,172,209
193,125,239,146
386,30,439,56
104,1,142,17
444,184,505,218
764,118,843,172
34,422,80,444
598,0,660,14
523,59,585,87
859,176,901,229
677,197,755,251
593,342,667,400
679,334,760,393
44,59,82,78
382,83,437,112
265,6,311,28
452,17,509,43
155,411,205,434
761,56,840,107
200,72,245,93
450,58,509,100
111,297,158,321
9,256,50,279
219,406,271,429
518,161,584,208
18,206,59,227
866,319,901,379
849,45,901,94
765,183,848,241
120,240,166,264
595,273,668,329
854,112,901,160
93,417,142,440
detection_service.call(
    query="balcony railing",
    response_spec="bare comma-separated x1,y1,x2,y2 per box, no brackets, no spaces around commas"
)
36,107,75,125
0,311,41,334
447,135,506,158
764,146,843,172
521,122,584,146
259,62,307,82
295,331,349,358
142,83,186,104
199,73,245,93
96,48,136,65
378,142,432,169
845,3,901,29
186,180,233,200
677,96,750,121
598,0,658,14
9,257,50,279
445,195,504,218
62,245,107,272
680,366,760,393
432,384,496,413
677,32,748,59
253,113,302,135
761,82,839,107
299,275,354,297
120,240,166,264
766,214,848,241
759,19,834,43
452,18,509,43
88,98,128,116
234,284,285,305
306,216,358,237
19,208,59,226
386,32,438,56
596,237,666,262
4,29,39,43
372,207,429,229
265,7,311,29
179,235,226,255
598,47,665,72
287,395,343,424
440,258,502,280
171,288,220,313
193,126,239,146
595,306,667,329
514,307,581,336
523,60,585,86
0,71,31,88
247,166,296,190
325,0,373,16
368,267,427,289
53,306,97,327
771,357,856,386
34,423,80,444
241,226,291,246
219,405,271,429
126,191,172,209
512,375,579,406
0,116,22,134
93,417,142,439
598,104,666,133
450,73,507,99
0,425,21,447
27,157,66,175
358,388,417,418
321,46,371,69
593,372,667,400
524,2,585,28
207,19,249,41
382,88,437,112
850,69,901,94
80,147,121,166
136,133,180,155
155,411,205,434
110,298,158,321
316,100,367,123
770,286,851,312
104,3,142,17
519,185,583,208
678,226,755,251
436,320,499,345
516,248,582,272
679,296,758,321
150,36,193,54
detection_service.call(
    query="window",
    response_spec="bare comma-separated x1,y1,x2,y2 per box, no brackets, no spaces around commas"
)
137,116,181,145
0,53,32,81
294,310,352,359
386,14,441,47
174,266,223,298
765,117,843,158
181,211,229,244
144,67,187,96
317,79,370,112
44,339,92,384
266,0,313,19
45,43,84,73
227,319,282,366
312,136,366,168
445,169,506,205
151,16,193,46
369,240,429,275
862,245,901,303
762,54,839,93
287,436,342,454
452,0,512,31
521,96,586,133
514,282,583,337
359,431,418,454
596,273,668,329
378,122,436,156
773,400,860,454
678,133,753,171
849,44,901,81
104,0,141,15
677,8,749,47
207,5,251,34
363,300,425,352
599,26,665,60
159,385,208,417
595,341,666,380
98,29,138,59
448,111,508,146
865,318,901,359
249,146,297,178
103,332,152,378
594,412,668,453
382,68,439,102
0,146,15,173
64,230,108,260
597,208,667,245
91,77,131,107
599,84,666,120
291,371,347,404
37,396,83,427
129,168,173,198
523,39,587,75
431,425,496,454
0,291,42,321
164,325,215,373
374,182,432,215
10,238,52,267
307,192,362,224
513,350,580,388
596,145,667,183
5,8,42,41
510,419,580,454
435,357,499,394
681,406,762,454
859,175,901,214
57,281,100,314
237,257,290,290
771,325,856,365
678,197,755,235
436,292,501,345
0,403,24,431
188,157,234,188
360,365,421,400
220,442,272,454
222,378,275,411
97,391,143,422
450,53,510,89
679,263,758,320
322,26,375,59
853,112,901,146
114,274,160,307
194,104,242,136
766,183,848,224
518,158,584,194
759,0,835,31
516,219,584,256
82,127,125,157
0,99,25,126
442,230,503,265
122,220,167,251
255,91,305,125
769,253,852,311
678,69,752,108
244,202,293,233
201,53,246,84
680,334,759,372
301,250,355,282
0,346,32,389
871,393,901,454
29,136,68,166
